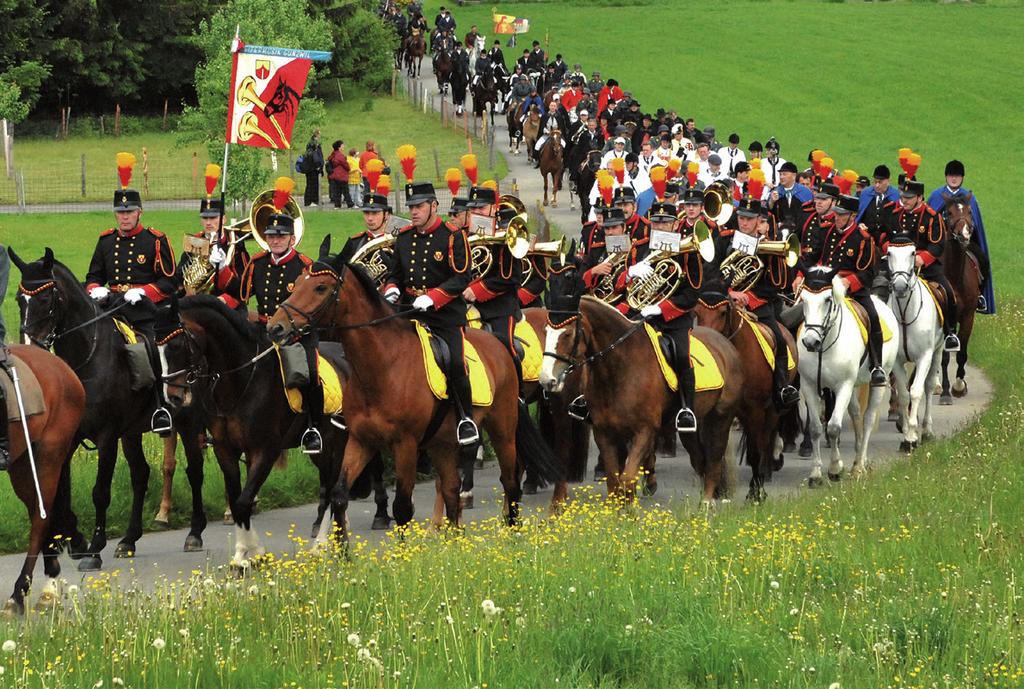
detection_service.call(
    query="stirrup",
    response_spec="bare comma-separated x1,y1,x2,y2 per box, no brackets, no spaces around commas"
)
457,418,480,446
150,407,173,436
870,367,887,387
675,407,697,434
977,295,987,311
776,385,800,409
944,333,961,352
329,415,347,431
0,446,9,472
567,395,589,421
301,427,323,455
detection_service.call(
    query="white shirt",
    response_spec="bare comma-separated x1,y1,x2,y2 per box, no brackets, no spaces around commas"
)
720,146,747,176
600,148,627,170
761,156,788,187
653,145,675,166
625,166,652,196
638,153,658,177
698,167,727,187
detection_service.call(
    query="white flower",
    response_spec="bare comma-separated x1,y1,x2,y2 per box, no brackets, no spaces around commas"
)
515,616,526,628
769,580,780,590
151,638,166,651
67,584,79,595
202,578,215,589
340,602,351,610
247,585,259,596
829,683,841,689
1,640,16,653
624,624,634,636
357,647,371,661
92,681,103,688
0,665,5,676
481,599,498,617
568,586,576,594
178,628,189,639
112,678,125,687
445,615,454,625
346,632,361,648
790,608,800,616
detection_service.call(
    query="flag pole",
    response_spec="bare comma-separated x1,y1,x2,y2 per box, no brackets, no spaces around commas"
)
218,24,241,244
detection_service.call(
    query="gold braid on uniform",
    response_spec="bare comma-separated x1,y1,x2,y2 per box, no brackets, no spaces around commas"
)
855,233,874,271
153,233,176,277
930,213,944,244
689,252,703,290
450,232,471,273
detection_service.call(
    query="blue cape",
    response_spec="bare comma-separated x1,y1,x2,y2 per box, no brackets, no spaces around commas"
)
856,185,900,222
927,186,995,315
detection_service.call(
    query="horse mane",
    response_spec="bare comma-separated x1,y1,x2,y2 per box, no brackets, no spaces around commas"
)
580,295,631,330
804,265,836,291
180,294,266,345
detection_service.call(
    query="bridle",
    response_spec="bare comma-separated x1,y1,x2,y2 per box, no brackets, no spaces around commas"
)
944,203,974,247
802,286,844,400
157,326,207,396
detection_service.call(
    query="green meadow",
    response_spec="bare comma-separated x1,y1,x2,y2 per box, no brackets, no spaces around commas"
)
1,2,1024,688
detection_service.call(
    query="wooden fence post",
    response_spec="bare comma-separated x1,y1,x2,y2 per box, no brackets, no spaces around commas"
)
114,104,121,137
81,154,86,197
192,151,198,194
432,147,442,183
142,147,150,195
162,99,169,130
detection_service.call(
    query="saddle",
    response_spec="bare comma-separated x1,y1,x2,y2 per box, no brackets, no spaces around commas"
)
737,311,798,371
466,308,542,382
414,321,494,407
844,299,895,343
275,347,344,416
643,324,724,393
113,317,157,391
1,353,46,423
924,281,948,327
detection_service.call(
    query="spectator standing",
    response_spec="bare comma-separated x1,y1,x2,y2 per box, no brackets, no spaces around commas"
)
359,141,381,198
347,148,362,204
327,140,353,209
303,130,324,207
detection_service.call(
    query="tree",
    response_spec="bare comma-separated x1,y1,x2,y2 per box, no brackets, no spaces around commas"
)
0,79,29,125
178,0,333,202
1,61,52,113
310,0,396,92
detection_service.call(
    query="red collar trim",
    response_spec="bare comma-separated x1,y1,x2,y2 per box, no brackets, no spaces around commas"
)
270,248,297,265
117,224,146,238
416,216,444,234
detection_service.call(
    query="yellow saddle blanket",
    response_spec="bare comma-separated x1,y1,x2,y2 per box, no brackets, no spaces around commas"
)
276,349,344,416
414,321,494,407
643,323,724,393
845,298,895,344
113,318,139,345
923,282,945,328
466,307,541,383
739,311,797,372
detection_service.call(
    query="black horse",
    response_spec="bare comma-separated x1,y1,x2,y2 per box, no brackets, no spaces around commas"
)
471,72,498,126
450,54,470,116
170,294,389,566
568,148,602,224
11,248,172,571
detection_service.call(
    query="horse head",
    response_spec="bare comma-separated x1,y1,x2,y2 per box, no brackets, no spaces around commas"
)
9,247,65,348
154,295,204,411
264,79,300,120
800,266,841,352
941,193,975,246
886,236,918,299
585,149,603,172
540,242,585,392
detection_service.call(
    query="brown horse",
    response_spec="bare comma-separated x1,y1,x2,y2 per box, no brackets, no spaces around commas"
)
506,98,525,155
939,197,981,404
522,107,541,162
2,345,86,615
404,30,425,77
267,250,559,539
541,288,745,502
693,295,799,502
539,130,564,208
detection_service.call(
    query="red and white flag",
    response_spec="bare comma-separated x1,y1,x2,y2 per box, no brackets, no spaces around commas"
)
225,40,330,150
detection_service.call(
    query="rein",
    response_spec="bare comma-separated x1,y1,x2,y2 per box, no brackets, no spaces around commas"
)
544,310,650,380
803,292,844,400
890,269,925,362
280,265,416,334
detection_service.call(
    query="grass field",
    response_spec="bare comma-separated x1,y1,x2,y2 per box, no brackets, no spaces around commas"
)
2,2,1024,688
0,83,507,205
0,211,365,553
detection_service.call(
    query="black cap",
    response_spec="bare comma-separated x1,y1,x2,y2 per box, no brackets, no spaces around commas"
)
467,186,498,208
264,213,295,236
779,161,799,174
873,164,891,180
648,202,677,222
748,140,763,152
814,183,841,200
900,179,925,197
734,161,751,174
405,182,437,205
736,198,762,217
624,152,639,164
601,207,626,226
765,137,779,151
496,206,519,228
612,187,636,205
199,197,223,218
728,133,740,144
834,195,859,214
360,194,391,212
113,189,142,212
664,182,681,197
945,159,965,177
681,188,703,204
856,175,871,187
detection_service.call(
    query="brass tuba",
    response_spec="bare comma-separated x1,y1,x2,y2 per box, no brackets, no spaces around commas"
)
702,181,734,225
720,234,800,292
591,251,630,304
224,188,305,252
350,234,396,286
468,207,531,278
625,222,715,310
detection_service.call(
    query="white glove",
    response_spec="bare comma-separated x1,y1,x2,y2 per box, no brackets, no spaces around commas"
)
89,286,110,301
208,245,227,268
640,304,661,319
384,287,400,304
628,262,654,280
412,294,434,312
124,288,146,305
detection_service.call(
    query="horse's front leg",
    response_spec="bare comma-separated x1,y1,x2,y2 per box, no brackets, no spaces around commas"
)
939,350,954,405
619,426,657,502
891,360,913,452
845,384,865,477
826,382,854,481
920,346,943,443
904,355,929,448
77,436,120,572
803,387,826,488
856,384,888,477
154,434,177,527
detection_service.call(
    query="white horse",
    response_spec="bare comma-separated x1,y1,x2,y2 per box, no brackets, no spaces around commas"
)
798,268,900,484
468,34,486,77
887,242,944,451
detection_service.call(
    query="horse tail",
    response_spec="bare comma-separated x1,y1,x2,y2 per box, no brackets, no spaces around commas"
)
777,402,802,451
49,455,77,546
514,399,563,486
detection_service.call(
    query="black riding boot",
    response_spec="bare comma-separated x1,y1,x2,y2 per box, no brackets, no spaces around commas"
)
452,373,480,446
676,366,697,433
0,388,9,471
301,344,325,455
771,329,799,409
938,279,960,352
857,293,887,386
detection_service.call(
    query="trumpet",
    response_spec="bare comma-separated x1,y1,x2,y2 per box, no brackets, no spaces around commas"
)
520,235,568,286
350,234,396,286
591,251,630,304
720,234,800,292
468,212,531,278
223,188,305,252
702,181,734,226
625,223,715,310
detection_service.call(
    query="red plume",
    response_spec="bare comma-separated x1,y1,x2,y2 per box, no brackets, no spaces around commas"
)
818,157,834,181
904,152,921,179
649,166,666,200
272,176,295,211
596,170,614,207
204,163,221,198
747,168,765,200
460,154,478,185
898,147,912,165
445,167,461,196
686,161,699,187
376,174,391,198
396,144,417,182
609,157,625,184
810,149,826,176
666,157,681,180
116,152,136,189
364,158,383,193
835,169,857,195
